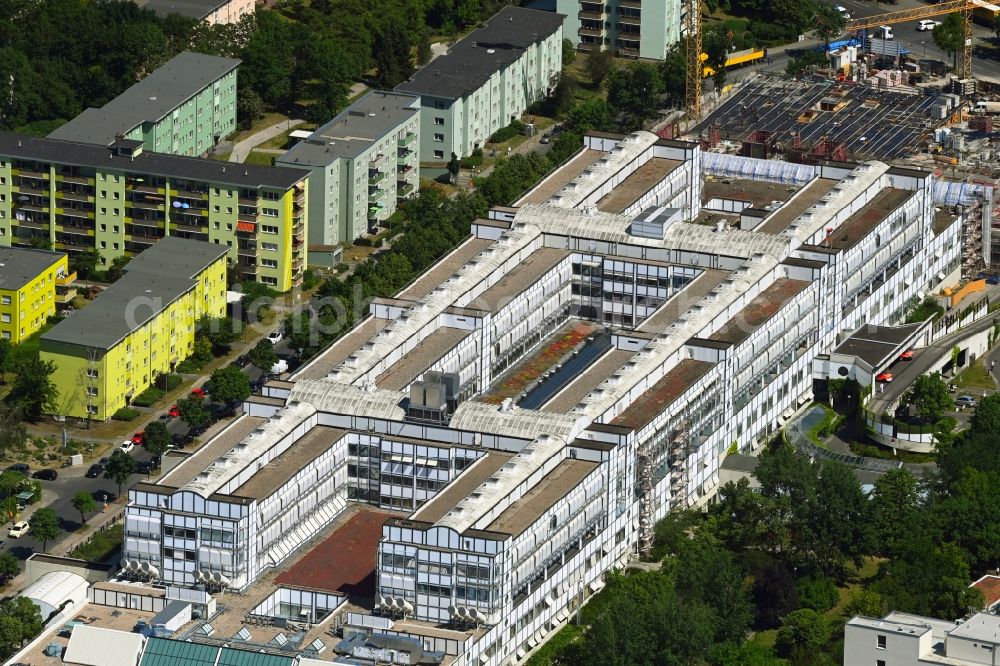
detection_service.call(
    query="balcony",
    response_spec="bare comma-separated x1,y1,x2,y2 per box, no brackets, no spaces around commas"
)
576,42,596,52
13,166,47,179
172,221,205,233
397,182,415,198
369,171,386,186
238,195,256,206
130,183,160,195
55,286,77,304
129,199,163,211
397,164,414,176
370,152,388,169
59,208,94,219
579,10,603,19
398,132,416,148
579,26,604,37
58,173,92,186
368,189,386,204
237,245,259,258
619,0,641,7
56,271,78,288
617,45,640,57
617,14,641,26
15,183,48,196
59,190,93,203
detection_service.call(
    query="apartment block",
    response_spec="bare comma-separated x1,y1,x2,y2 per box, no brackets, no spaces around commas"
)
49,52,239,158
122,131,962,666
557,0,682,60
40,238,227,421
133,0,253,24
0,133,307,292
0,247,74,344
845,612,1000,665
277,91,420,246
395,6,564,161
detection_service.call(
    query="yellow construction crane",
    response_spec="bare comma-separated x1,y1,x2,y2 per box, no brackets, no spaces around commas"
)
684,0,999,120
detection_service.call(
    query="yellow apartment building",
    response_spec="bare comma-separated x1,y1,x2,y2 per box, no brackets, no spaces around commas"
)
40,237,228,420
0,246,74,344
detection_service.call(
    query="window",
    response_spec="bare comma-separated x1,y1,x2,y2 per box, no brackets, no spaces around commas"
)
434,117,445,125
261,258,278,268
433,133,444,142
0,314,8,324
0,296,8,305
261,242,278,251
433,150,444,159
262,207,278,217
877,661,885,666
877,635,886,650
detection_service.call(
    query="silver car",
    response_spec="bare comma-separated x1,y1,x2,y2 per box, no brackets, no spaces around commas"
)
956,395,977,408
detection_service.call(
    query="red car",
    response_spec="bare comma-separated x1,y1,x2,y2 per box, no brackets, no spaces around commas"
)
190,387,206,398
898,350,914,361
876,372,894,383
131,431,144,445
168,405,181,419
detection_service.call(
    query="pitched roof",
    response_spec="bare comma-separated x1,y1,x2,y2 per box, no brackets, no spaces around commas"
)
395,6,564,100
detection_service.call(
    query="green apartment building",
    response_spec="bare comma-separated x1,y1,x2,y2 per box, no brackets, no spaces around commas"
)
395,6,564,161
556,0,681,60
49,52,240,158
0,133,307,292
277,91,420,245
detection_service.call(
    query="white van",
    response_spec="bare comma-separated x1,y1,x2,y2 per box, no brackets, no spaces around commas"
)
874,25,894,39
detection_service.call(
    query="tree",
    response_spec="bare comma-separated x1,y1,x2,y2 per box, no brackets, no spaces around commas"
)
29,507,60,553
236,86,264,131
586,49,614,86
189,335,213,366
71,491,96,525
0,339,9,383
0,472,28,500
8,355,58,421
659,45,687,109
0,405,26,459
141,421,171,458
903,373,952,423
934,13,964,70
562,38,577,65
703,28,730,90
373,23,413,89
248,338,278,372
209,366,251,407
103,450,136,498
813,1,845,46
0,498,18,525
874,539,983,620
607,62,663,132
751,560,799,629
795,576,839,613
417,28,432,66
197,315,237,351
0,596,43,657
0,552,18,582
868,468,922,558
447,153,461,183
775,609,829,658
567,99,614,133
178,396,211,432
105,255,130,282
69,250,100,280
809,461,874,576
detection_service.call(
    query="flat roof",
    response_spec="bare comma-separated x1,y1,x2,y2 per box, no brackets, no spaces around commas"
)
708,278,810,345
375,327,471,390
293,317,392,380
158,417,268,488
278,91,419,165
541,349,635,413
720,454,760,473
595,158,682,214
233,426,347,500
756,178,840,234
610,359,715,430
833,322,924,367
637,268,731,333
485,459,598,536
394,6,565,100
48,52,240,146
515,149,605,205
703,177,801,208
275,505,402,596
475,247,569,312
412,451,514,524
947,612,1000,643
41,238,228,350
827,188,914,250
0,132,305,190
0,246,65,291
397,237,494,300
135,0,230,19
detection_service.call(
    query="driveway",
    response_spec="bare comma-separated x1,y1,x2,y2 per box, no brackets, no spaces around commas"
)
230,119,305,163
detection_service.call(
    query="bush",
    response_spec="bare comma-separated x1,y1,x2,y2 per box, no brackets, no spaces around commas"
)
111,407,140,421
163,374,182,391
302,269,321,291
68,524,124,562
132,386,164,407
489,121,526,144
460,148,484,169
796,576,840,613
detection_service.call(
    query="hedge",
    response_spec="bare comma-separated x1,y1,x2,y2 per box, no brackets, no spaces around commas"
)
111,407,140,421
132,386,165,407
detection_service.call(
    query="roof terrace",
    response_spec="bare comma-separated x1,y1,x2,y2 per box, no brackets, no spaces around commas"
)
473,247,569,313
515,149,605,206
609,359,715,430
708,278,810,346
375,327,471,390
397,237,494,301
827,187,913,250
595,158,682,214
485,458,598,536
756,178,840,234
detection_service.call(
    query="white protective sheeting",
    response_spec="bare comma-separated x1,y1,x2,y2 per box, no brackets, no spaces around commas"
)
702,152,818,185
289,380,407,421
22,570,89,620
933,180,989,206
63,624,144,666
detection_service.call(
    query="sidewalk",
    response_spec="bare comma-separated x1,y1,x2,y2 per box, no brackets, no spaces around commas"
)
229,119,305,163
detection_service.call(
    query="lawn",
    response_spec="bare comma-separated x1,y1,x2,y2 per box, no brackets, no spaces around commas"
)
848,440,937,464
68,523,124,563
230,112,289,145
245,150,275,167
954,361,995,390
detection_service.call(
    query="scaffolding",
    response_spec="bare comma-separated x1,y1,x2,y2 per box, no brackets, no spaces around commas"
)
962,197,985,280
637,415,689,556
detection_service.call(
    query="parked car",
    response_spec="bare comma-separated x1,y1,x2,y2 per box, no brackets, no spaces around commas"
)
956,395,977,407
988,274,1000,286
130,431,144,445
836,5,851,19
99,457,110,466
85,464,105,478
539,133,551,145
5,464,29,475
876,372,894,383
898,350,914,361
171,433,195,448
168,405,181,419
31,469,58,481
8,521,29,538
267,330,283,344
119,441,135,455
136,460,155,475
917,19,941,31
191,387,207,399
234,355,250,368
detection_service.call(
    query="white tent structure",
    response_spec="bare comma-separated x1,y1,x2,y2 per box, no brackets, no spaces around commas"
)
21,570,89,620
63,625,144,666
